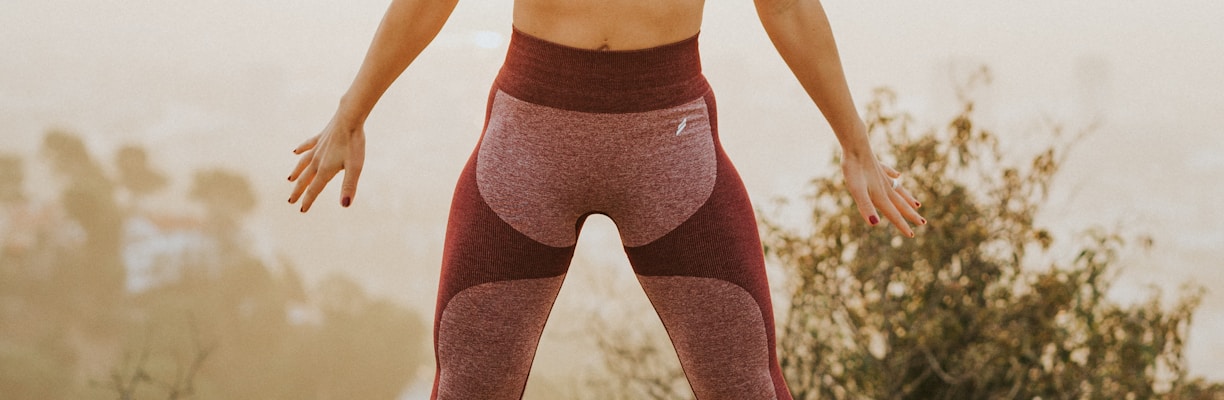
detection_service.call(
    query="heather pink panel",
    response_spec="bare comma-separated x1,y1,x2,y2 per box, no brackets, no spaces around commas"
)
637,275,778,399
435,275,566,399
476,91,717,248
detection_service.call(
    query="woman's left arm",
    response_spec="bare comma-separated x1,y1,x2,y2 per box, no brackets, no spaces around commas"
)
754,0,925,237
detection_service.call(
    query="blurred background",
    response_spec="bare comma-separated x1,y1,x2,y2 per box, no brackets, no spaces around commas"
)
2,0,1222,398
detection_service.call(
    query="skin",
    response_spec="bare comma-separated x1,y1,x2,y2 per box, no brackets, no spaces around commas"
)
288,0,927,237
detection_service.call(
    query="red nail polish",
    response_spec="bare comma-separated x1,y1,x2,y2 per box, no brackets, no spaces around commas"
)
915,202,921,208
341,197,351,207
869,216,879,225
920,218,927,225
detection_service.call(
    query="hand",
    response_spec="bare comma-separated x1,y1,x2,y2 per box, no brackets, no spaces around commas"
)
288,117,366,213
841,151,925,237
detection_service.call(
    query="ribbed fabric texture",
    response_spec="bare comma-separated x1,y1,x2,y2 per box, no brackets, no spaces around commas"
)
497,28,709,113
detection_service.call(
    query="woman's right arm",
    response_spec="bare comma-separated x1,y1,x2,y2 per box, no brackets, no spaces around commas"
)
336,0,460,125
289,0,460,213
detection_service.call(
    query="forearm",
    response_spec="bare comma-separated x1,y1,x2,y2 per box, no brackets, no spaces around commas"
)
336,0,460,125
755,0,870,156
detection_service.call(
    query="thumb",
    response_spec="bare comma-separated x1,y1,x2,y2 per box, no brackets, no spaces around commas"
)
882,163,902,179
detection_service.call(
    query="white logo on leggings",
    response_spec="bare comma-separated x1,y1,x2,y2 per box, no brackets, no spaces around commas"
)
675,117,688,136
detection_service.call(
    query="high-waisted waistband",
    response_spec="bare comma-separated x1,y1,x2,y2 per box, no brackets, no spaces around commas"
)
495,27,709,114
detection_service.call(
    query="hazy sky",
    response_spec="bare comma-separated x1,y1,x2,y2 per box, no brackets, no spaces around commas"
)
3,0,1223,386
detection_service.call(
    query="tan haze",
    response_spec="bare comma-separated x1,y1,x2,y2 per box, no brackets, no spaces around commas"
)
1,0,1222,398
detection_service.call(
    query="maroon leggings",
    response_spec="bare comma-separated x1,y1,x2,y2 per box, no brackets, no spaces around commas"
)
430,29,792,399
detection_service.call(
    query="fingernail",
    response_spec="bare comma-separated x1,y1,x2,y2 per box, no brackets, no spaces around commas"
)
869,216,879,225
288,197,293,203
915,202,921,208
341,197,351,207
300,206,306,213
288,175,293,181
920,218,927,225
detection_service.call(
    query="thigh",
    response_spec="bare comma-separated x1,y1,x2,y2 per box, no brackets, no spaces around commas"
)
623,133,791,399
431,153,576,399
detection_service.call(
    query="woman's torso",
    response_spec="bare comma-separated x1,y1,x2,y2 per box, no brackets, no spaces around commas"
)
512,0,705,50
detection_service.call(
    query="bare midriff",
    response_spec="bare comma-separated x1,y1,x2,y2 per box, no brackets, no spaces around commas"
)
512,0,705,50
